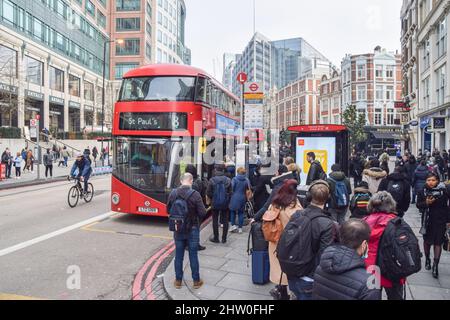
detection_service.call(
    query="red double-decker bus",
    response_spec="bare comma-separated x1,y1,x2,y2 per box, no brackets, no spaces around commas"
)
111,64,241,217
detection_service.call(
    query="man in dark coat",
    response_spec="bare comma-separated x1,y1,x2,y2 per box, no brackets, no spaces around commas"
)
313,219,382,300
306,152,326,185
349,152,365,188
206,163,232,244
378,166,411,217
326,164,352,225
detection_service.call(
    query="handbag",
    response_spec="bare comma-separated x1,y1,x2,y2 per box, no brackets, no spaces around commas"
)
246,179,254,201
262,205,283,242
419,210,429,236
444,227,450,252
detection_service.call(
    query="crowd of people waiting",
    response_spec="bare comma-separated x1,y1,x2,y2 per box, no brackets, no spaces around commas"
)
168,147,450,300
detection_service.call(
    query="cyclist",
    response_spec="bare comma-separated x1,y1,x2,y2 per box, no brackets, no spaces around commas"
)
70,152,92,196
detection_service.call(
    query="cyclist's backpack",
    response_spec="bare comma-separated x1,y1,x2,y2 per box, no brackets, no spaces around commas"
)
387,180,404,204
276,210,327,278
168,189,195,233
377,217,422,282
212,180,228,210
329,178,349,207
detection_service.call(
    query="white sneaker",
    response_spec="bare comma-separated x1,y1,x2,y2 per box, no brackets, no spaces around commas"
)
238,228,243,234
230,225,238,233
220,224,223,228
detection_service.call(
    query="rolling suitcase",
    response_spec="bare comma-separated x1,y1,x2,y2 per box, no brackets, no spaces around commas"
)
251,250,270,285
247,221,270,285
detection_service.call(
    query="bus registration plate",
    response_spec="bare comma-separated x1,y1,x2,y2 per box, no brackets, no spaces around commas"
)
138,207,158,214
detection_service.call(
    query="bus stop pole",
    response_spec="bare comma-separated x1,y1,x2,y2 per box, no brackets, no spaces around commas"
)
240,83,245,144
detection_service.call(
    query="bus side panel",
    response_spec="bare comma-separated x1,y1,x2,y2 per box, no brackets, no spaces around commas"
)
111,176,169,217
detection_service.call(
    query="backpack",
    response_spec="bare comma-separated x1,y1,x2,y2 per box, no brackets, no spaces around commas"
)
276,210,328,278
377,217,422,282
350,192,371,218
262,206,283,242
386,180,404,204
212,179,228,210
168,189,195,234
247,221,269,254
329,177,349,208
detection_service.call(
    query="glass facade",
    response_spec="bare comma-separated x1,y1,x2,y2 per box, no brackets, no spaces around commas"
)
24,55,43,86
0,0,109,76
115,63,139,80
69,74,80,97
0,44,17,78
116,0,141,11
116,39,140,56
49,66,64,92
116,18,141,31
84,81,94,101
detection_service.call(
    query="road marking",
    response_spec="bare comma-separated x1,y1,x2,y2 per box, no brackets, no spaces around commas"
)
0,212,115,258
81,224,172,240
0,293,44,300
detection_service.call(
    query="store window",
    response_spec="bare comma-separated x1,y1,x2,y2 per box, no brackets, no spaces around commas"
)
24,55,43,86
69,74,80,97
84,81,94,101
49,66,64,92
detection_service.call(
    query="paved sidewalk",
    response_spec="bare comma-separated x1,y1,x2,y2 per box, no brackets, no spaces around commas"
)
163,206,450,300
163,222,273,300
0,159,111,190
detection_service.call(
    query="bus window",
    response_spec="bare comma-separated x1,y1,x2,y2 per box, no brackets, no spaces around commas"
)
119,77,196,102
195,77,206,103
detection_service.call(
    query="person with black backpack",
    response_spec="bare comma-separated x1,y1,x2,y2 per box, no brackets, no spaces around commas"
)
363,191,421,300
206,163,232,244
276,180,336,300
349,181,372,219
326,164,352,225
167,173,207,290
378,166,411,218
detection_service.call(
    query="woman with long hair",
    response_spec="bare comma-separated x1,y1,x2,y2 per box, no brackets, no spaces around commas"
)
264,179,302,300
416,172,450,278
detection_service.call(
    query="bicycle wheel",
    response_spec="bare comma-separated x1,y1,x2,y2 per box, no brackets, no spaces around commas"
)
84,183,94,203
68,186,79,208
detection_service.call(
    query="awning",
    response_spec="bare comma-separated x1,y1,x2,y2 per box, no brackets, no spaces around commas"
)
371,132,401,140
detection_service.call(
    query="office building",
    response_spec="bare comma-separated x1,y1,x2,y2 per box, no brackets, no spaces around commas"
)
0,0,111,135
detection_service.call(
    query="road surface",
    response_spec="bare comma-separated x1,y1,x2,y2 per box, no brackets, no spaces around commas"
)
0,176,172,300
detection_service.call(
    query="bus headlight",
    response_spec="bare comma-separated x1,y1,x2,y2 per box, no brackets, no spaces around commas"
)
112,193,120,205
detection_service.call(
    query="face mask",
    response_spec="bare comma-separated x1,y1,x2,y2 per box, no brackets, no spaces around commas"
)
362,242,369,259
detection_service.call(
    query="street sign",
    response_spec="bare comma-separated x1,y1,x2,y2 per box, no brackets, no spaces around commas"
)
236,72,247,84
249,83,259,92
30,119,37,127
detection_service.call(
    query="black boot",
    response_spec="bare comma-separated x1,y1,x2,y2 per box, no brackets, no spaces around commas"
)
425,257,431,271
432,261,439,279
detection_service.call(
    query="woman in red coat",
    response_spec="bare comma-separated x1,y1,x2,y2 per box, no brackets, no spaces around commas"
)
363,191,406,300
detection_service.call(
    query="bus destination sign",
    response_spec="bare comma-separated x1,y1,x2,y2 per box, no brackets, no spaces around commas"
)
119,112,187,131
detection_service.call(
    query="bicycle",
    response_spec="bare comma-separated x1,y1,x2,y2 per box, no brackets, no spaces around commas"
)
67,176,94,208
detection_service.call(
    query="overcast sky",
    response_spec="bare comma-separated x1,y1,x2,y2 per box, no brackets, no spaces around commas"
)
185,0,403,81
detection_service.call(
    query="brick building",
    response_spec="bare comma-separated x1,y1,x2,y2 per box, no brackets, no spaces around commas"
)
319,70,342,125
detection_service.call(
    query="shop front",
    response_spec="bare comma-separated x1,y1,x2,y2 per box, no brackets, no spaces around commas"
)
24,90,44,131
0,83,18,127
69,101,81,133
366,127,402,155
49,96,65,136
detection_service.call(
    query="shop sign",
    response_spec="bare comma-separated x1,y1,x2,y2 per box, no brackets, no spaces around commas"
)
50,96,64,105
69,101,81,109
0,83,18,94
25,90,44,101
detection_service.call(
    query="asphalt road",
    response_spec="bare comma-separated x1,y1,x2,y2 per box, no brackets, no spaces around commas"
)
0,176,173,300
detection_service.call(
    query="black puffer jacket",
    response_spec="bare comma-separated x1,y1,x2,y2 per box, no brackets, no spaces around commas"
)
313,245,381,300
306,160,325,185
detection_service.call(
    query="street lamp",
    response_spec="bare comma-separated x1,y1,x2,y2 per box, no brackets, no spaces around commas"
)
101,38,123,166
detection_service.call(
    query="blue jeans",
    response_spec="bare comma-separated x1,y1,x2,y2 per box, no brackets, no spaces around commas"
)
174,227,200,282
288,278,314,300
230,210,244,228
64,157,68,167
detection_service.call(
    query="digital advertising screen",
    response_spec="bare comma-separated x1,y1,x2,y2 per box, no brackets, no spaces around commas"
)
296,137,336,185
